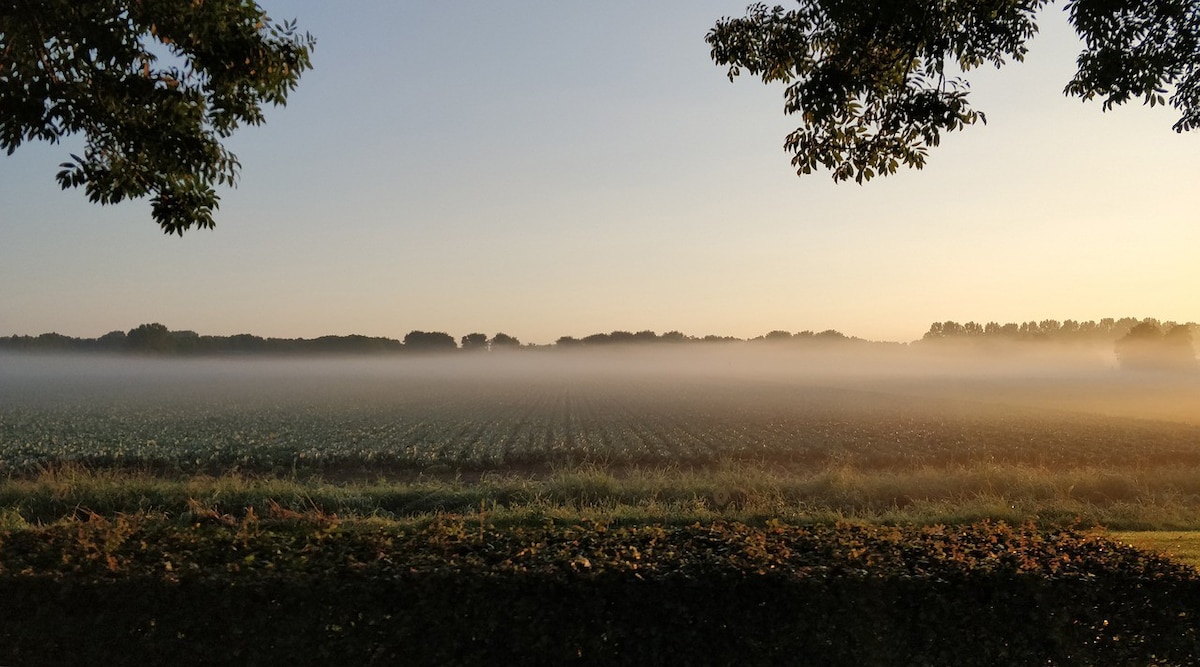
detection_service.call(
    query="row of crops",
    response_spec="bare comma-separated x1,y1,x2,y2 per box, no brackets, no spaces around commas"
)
3,362,1199,476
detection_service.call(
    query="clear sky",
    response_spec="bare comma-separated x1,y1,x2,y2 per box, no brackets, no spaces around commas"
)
2,2,1197,345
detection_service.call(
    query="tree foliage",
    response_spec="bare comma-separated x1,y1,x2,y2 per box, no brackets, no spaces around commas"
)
0,0,314,234
1115,321,1198,371
403,330,458,351
489,332,521,349
707,1,1200,183
461,333,489,351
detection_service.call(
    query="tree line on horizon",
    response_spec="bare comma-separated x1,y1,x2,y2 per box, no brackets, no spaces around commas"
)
1,319,1195,364
922,317,1198,372
0,323,861,355
920,317,1197,343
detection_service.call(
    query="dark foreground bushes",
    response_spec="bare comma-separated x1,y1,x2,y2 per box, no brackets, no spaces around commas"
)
1,516,1197,666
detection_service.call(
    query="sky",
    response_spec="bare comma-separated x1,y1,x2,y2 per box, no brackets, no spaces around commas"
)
1,2,1197,345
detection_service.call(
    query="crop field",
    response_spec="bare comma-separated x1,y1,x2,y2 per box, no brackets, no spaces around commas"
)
2,354,1199,474
2,350,1199,528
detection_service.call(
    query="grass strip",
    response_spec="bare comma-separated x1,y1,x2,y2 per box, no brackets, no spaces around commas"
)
6,462,1200,530
1109,531,1200,571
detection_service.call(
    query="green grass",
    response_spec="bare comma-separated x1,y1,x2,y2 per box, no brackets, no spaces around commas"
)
1109,531,1200,570
6,461,1200,531
5,366,1200,548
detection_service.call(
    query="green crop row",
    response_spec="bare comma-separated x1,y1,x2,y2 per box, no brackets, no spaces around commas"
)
3,377,1199,477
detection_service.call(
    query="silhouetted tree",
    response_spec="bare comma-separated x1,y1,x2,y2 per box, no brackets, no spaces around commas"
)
461,333,489,352
1164,324,1198,369
660,330,691,343
1116,322,1198,371
171,330,201,354
225,333,267,353
708,0,1200,183
633,330,660,344
96,330,127,351
490,333,521,350
1,1,315,233
32,332,73,350
308,334,400,354
126,323,173,353
608,331,636,344
581,333,612,345
403,331,457,352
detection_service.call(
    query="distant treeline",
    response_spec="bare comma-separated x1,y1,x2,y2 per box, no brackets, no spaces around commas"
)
920,317,1195,343
554,328,858,347
0,323,867,355
921,317,1198,371
0,318,1194,360
1,323,407,355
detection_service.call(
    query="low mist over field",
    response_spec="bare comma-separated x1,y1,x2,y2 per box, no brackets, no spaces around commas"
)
4,335,1200,529
4,331,1198,492
3,339,1197,425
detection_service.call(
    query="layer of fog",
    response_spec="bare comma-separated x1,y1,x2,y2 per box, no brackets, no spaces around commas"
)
2,342,1197,425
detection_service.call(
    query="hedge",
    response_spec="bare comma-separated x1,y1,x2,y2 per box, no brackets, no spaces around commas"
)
1,517,1196,665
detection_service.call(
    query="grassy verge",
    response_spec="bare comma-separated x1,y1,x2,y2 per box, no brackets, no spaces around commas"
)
5,461,1200,530
1109,531,1200,570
